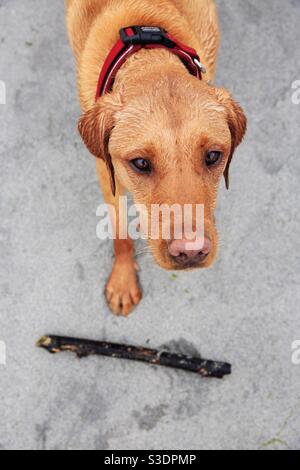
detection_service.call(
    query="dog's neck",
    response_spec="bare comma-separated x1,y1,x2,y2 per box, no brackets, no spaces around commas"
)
78,0,217,109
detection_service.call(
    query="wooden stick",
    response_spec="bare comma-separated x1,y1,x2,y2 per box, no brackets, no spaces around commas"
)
37,335,231,379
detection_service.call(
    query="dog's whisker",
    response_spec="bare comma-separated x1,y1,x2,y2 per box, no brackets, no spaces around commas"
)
135,246,152,253
135,250,152,258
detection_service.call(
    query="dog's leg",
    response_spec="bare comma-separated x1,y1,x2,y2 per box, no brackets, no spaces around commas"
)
96,160,142,316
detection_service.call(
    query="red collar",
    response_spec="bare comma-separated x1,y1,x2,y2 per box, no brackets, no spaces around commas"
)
95,26,205,100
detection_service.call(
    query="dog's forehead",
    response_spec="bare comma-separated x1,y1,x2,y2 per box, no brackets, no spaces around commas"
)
111,77,231,159
117,85,227,134
114,100,228,153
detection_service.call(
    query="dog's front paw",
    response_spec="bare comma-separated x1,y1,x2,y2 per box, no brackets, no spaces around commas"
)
105,259,142,316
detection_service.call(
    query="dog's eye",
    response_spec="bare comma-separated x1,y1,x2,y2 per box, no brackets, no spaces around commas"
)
130,158,151,173
205,151,222,167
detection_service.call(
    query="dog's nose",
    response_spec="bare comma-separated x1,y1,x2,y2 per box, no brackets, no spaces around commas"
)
168,237,211,267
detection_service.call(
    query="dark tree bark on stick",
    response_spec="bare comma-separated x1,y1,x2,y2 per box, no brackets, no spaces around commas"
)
37,335,231,379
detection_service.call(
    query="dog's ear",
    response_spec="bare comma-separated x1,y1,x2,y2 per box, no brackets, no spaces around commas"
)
78,94,121,196
214,88,247,189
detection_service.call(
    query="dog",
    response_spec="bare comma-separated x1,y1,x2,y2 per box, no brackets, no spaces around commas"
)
65,0,247,316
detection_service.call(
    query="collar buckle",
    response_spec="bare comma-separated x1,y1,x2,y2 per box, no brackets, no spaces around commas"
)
120,26,176,48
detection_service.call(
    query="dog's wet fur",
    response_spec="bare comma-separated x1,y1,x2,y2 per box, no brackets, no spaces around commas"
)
66,0,246,315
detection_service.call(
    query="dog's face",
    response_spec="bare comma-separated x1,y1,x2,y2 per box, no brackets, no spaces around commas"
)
79,74,246,270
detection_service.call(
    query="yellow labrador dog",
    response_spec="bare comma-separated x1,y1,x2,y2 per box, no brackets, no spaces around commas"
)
66,0,247,316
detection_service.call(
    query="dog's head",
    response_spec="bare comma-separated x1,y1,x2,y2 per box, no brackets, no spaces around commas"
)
79,73,246,270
